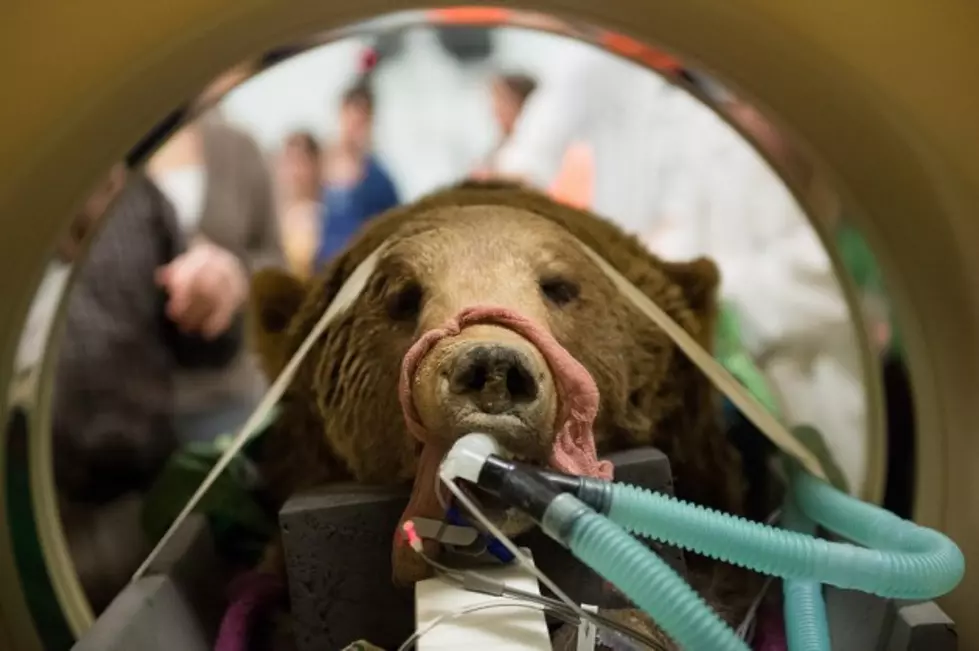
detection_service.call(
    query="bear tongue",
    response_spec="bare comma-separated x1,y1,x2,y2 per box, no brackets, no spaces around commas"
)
393,305,614,585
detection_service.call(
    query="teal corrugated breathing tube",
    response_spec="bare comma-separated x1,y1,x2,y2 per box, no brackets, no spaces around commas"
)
779,494,830,651
556,461,964,651
449,427,965,651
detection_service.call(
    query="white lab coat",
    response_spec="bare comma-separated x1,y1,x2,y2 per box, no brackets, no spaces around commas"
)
495,44,867,494
494,39,678,234
647,103,867,495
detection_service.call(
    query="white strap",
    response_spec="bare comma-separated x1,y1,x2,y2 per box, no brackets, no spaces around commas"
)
133,225,828,581
132,243,390,580
577,241,828,481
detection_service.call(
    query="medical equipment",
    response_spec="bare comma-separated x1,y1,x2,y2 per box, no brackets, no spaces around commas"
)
436,432,965,650
4,3,979,650
274,447,682,650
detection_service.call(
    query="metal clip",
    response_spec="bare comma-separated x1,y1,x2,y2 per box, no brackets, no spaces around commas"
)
411,517,480,547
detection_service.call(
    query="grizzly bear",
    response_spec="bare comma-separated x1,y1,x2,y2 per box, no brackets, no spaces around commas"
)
248,181,765,649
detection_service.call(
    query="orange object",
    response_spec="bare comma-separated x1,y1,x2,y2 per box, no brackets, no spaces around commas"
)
600,31,683,75
427,7,514,25
428,8,684,78
549,141,596,211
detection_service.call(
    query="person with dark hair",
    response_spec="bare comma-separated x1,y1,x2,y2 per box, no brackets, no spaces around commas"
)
275,130,323,279
492,73,537,134
471,71,538,178
315,48,400,267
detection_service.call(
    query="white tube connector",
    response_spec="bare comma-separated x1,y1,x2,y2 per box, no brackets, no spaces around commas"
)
439,432,507,483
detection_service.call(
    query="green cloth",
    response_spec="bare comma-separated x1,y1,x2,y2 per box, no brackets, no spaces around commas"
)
792,425,850,494
835,224,904,359
717,306,850,493
716,304,781,417
141,406,281,565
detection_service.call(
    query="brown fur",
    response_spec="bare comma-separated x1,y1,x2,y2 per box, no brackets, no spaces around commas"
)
248,181,761,648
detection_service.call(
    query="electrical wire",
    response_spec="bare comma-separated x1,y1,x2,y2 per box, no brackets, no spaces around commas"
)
403,565,664,650
397,600,574,651
412,546,659,647
440,470,588,621
418,491,785,650
734,509,782,640
408,480,664,650
493,587,663,649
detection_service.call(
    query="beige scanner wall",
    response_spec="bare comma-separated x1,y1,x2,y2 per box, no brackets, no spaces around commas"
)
1,1,978,648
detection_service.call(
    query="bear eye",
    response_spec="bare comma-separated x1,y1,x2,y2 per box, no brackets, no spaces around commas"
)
540,276,580,306
386,282,424,322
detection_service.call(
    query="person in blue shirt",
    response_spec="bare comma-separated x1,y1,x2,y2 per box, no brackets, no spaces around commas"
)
315,48,400,267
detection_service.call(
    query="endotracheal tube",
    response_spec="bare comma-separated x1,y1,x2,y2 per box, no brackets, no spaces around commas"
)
439,433,966,651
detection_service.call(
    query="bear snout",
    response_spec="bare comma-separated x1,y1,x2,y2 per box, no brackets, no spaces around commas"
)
447,343,540,412
413,328,558,461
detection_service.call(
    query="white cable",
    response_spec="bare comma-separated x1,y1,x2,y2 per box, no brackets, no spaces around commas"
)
440,471,589,623
576,241,829,483
397,600,568,651
423,562,660,649
735,509,781,640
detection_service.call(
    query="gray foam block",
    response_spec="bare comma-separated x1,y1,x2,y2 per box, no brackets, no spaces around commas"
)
818,587,957,651
826,587,890,650
280,484,415,651
886,601,957,651
143,513,229,642
73,575,211,651
74,513,226,651
279,447,682,650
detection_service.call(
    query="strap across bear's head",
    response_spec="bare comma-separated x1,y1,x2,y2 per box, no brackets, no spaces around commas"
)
248,182,744,522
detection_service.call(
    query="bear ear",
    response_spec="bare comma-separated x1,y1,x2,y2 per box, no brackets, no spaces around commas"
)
248,267,308,378
658,256,721,345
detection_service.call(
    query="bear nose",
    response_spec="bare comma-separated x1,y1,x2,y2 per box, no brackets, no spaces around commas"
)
448,344,540,414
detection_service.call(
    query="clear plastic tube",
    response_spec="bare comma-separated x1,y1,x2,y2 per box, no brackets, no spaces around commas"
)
604,467,964,600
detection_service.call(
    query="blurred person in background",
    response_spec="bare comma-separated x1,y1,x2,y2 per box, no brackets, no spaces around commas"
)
471,65,594,211
471,71,537,177
147,60,283,444
490,15,867,493
7,166,130,403
315,48,400,267
645,86,868,496
52,165,245,613
483,13,681,234
275,130,323,279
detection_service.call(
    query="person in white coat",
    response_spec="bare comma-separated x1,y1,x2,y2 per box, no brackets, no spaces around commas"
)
645,94,867,496
490,27,868,495
491,22,682,235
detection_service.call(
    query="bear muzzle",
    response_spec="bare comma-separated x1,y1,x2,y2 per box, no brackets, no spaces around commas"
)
415,325,559,462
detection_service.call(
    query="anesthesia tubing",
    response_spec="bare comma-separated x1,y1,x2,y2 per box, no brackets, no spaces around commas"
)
440,433,966,651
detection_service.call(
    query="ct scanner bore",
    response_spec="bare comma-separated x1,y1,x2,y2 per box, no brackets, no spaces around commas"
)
2,1,978,649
